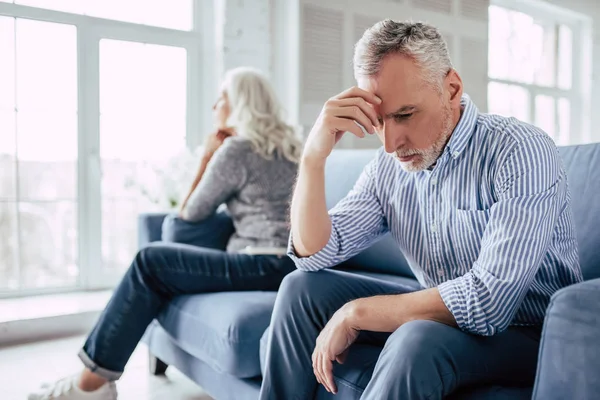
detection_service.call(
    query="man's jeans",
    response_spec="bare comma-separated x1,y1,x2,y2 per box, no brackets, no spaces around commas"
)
260,269,541,400
78,242,295,380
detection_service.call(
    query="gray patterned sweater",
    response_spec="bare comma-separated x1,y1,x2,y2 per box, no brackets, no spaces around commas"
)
181,137,298,253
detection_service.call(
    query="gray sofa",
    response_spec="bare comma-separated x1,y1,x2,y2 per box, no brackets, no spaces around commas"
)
140,143,600,400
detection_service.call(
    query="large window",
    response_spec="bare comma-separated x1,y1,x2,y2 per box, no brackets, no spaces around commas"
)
0,1,203,296
0,0,192,30
487,1,591,145
100,39,187,272
0,17,78,291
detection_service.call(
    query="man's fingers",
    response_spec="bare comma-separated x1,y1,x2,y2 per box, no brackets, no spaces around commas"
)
331,117,368,139
312,350,319,383
330,106,375,135
320,353,331,393
328,97,379,129
315,353,325,389
322,355,337,394
334,86,382,106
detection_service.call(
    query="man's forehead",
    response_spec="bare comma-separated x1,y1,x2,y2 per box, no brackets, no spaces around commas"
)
357,74,419,115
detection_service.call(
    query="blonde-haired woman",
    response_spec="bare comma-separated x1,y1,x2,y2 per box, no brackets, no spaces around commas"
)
29,67,302,400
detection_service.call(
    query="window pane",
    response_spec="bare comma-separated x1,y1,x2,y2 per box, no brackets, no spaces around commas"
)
535,95,556,139
489,6,535,84
19,201,78,288
101,198,138,271
16,111,77,200
0,202,18,290
558,25,573,90
87,0,192,30
100,39,187,272
144,0,193,31
16,0,84,14
488,6,557,87
0,110,16,200
0,16,15,111
558,98,571,144
488,81,530,123
15,18,77,112
533,22,556,87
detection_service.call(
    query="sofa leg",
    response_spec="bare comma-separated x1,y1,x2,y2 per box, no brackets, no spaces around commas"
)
148,350,168,376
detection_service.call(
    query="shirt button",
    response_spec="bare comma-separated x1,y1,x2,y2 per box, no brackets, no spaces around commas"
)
437,268,445,278
431,224,437,233
453,151,460,158
431,177,438,186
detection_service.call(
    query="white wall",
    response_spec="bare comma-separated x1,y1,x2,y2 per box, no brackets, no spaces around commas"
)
217,0,272,76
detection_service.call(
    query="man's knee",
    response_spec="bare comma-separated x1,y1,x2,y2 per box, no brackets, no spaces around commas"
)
273,269,347,319
378,320,450,383
278,269,344,298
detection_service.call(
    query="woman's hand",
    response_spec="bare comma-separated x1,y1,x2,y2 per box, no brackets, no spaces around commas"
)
204,127,236,158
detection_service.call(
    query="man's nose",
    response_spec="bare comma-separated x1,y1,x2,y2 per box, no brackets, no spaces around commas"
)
382,123,405,154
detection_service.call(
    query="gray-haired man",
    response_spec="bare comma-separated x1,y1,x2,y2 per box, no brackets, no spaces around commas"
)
259,20,581,399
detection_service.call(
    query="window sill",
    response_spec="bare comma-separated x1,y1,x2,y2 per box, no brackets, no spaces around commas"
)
0,291,112,346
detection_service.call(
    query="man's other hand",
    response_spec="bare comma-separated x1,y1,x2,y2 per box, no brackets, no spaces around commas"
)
303,87,382,163
312,302,360,394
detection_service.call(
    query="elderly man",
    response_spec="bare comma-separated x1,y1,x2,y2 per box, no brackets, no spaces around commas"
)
259,20,582,399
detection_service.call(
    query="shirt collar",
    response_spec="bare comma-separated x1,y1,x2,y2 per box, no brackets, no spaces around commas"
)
444,94,479,160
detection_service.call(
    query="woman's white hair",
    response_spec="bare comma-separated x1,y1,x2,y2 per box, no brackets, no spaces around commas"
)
223,67,303,163
353,20,453,90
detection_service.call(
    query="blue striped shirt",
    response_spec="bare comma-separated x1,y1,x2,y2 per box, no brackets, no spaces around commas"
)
288,95,583,336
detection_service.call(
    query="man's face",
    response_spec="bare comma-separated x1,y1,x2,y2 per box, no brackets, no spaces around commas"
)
357,54,460,172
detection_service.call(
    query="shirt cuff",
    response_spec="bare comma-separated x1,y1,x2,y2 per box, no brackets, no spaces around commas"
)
286,229,340,271
438,277,469,332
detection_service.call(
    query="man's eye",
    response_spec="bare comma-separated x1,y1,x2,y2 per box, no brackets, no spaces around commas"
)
394,113,413,121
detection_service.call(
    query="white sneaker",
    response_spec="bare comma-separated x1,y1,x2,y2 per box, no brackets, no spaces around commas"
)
28,375,118,400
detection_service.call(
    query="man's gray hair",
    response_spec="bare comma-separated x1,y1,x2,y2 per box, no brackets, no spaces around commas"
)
353,20,453,90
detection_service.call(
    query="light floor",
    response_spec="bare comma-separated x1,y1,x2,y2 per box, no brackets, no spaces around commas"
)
0,335,214,400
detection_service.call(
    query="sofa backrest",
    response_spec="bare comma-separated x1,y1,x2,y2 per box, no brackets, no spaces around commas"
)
558,143,600,280
325,143,600,281
324,150,415,279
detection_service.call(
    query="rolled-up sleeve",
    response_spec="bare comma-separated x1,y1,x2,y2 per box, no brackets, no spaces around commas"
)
438,135,565,336
288,157,388,271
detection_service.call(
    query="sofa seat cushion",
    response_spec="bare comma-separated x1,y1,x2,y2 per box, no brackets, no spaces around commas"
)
157,290,277,378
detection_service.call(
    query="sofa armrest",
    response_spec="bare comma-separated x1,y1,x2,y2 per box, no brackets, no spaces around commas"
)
138,212,169,249
532,278,600,400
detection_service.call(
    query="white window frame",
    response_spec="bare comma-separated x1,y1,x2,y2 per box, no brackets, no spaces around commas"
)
0,1,217,298
488,0,593,145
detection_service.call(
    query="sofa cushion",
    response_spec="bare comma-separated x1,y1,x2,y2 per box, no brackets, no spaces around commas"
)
157,291,277,378
558,143,600,280
161,208,235,250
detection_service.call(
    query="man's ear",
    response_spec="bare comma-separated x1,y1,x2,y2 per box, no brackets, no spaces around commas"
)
445,69,463,104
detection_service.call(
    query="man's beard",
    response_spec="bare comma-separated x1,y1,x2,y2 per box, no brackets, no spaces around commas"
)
394,105,454,172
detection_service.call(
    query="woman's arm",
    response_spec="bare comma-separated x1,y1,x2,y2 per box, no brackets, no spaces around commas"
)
179,129,235,215
179,151,212,214
179,137,247,222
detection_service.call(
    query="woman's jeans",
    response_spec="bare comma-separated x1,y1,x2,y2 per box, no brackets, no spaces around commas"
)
78,242,296,380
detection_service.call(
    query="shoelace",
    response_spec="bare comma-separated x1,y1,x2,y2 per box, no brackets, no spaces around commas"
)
41,376,76,399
